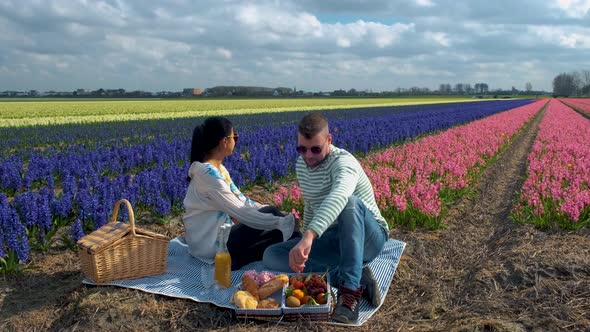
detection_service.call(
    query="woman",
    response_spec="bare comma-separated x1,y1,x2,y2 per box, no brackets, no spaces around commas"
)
183,116,296,270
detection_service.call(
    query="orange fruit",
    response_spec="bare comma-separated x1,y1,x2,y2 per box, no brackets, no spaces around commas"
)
292,289,305,301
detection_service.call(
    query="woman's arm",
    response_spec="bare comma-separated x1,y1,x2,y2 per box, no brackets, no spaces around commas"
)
197,169,293,240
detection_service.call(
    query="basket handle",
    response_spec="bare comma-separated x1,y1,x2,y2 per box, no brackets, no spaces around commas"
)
111,199,137,237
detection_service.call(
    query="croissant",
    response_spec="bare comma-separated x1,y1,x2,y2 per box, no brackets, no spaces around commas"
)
242,275,259,300
257,298,280,309
233,290,258,309
258,274,289,299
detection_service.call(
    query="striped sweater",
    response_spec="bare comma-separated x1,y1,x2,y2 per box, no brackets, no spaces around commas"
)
296,144,389,237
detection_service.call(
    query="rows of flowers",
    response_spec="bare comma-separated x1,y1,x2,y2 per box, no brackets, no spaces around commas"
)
560,98,590,116
513,99,590,229
275,100,546,229
0,99,534,272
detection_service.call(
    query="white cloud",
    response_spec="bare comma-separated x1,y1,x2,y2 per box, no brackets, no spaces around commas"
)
559,33,590,48
531,25,590,49
0,0,588,92
553,0,590,18
216,47,232,59
327,20,414,49
416,0,436,7
104,34,191,61
65,22,92,37
425,32,450,47
337,37,352,48
236,5,323,38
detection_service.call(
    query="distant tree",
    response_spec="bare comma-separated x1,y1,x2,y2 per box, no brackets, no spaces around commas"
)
525,82,532,93
582,70,590,87
474,83,489,94
553,72,578,96
572,71,583,94
464,83,473,94
454,83,464,94
409,87,421,94
438,83,452,94
581,70,590,96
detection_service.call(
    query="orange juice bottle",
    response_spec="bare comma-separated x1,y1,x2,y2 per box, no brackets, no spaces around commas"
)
214,225,232,288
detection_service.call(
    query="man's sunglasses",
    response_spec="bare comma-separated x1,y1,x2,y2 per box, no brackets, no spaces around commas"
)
296,145,322,154
226,134,239,143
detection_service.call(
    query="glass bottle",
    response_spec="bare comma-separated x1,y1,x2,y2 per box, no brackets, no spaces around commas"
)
214,225,232,288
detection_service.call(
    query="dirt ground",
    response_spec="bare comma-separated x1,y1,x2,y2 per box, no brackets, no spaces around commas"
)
2,107,590,331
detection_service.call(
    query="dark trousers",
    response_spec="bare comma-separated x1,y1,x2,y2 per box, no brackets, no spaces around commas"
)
227,206,300,270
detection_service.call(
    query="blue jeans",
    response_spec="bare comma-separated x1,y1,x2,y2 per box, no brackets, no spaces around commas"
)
262,195,388,290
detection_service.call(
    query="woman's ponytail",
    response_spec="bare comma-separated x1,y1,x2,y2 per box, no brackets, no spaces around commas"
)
190,124,206,163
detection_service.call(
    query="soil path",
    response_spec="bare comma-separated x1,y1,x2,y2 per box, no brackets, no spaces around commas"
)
2,103,590,331
382,103,590,331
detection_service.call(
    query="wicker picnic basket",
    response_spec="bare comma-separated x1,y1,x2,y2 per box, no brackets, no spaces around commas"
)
77,199,171,284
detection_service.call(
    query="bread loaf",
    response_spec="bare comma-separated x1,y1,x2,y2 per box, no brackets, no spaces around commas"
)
258,274,289,299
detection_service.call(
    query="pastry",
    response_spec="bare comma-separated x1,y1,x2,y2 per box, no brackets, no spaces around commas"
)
233,290,258,309
242,274,259,300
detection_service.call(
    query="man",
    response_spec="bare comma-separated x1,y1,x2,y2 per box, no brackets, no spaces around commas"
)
263,112,389,323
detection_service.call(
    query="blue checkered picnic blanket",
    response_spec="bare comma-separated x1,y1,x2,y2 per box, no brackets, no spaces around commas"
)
83,236,405,326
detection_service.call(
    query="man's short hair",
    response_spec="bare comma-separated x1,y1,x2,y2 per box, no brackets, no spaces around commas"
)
298,112,328,139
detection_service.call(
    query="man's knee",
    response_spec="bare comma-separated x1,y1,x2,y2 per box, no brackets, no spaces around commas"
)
336,195,363,226
262,244,278,261
262,242,287,269
344,195,361,210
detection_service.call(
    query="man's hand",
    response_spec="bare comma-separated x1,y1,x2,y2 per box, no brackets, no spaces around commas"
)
289,230,316,272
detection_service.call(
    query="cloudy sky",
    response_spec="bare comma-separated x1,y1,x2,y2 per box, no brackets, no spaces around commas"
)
0,0,589,93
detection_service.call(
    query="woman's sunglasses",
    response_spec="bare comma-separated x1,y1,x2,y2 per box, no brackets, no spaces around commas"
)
296,145,322,154
226,134,239,143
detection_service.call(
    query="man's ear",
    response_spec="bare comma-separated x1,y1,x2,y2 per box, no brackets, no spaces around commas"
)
327,133,332,144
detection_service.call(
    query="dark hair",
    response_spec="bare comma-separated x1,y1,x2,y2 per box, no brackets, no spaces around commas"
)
190,116,234,163
298,112,328,139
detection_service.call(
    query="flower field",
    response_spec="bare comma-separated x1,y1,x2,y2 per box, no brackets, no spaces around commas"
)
0,97,555,273
513,99,590,229
561,98,590,116
0,97,481,127
4,97,590,332
275,100,546,229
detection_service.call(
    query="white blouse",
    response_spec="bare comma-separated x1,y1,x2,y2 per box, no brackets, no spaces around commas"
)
182,161,294,264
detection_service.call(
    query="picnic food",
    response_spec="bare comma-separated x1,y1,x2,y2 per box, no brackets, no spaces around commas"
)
244,270,276,287
303,273,328,299
241,274,259,300
289,274,305,289
257,298,280,309
233,272,287,311
285,295,301,307
284,272,328,307
233,290,258,309
258,274,289,299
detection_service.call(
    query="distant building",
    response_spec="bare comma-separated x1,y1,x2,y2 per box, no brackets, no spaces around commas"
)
183,88,203,96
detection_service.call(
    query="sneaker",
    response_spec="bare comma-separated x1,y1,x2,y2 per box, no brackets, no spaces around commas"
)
332,285,363,324
360,266,381,306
